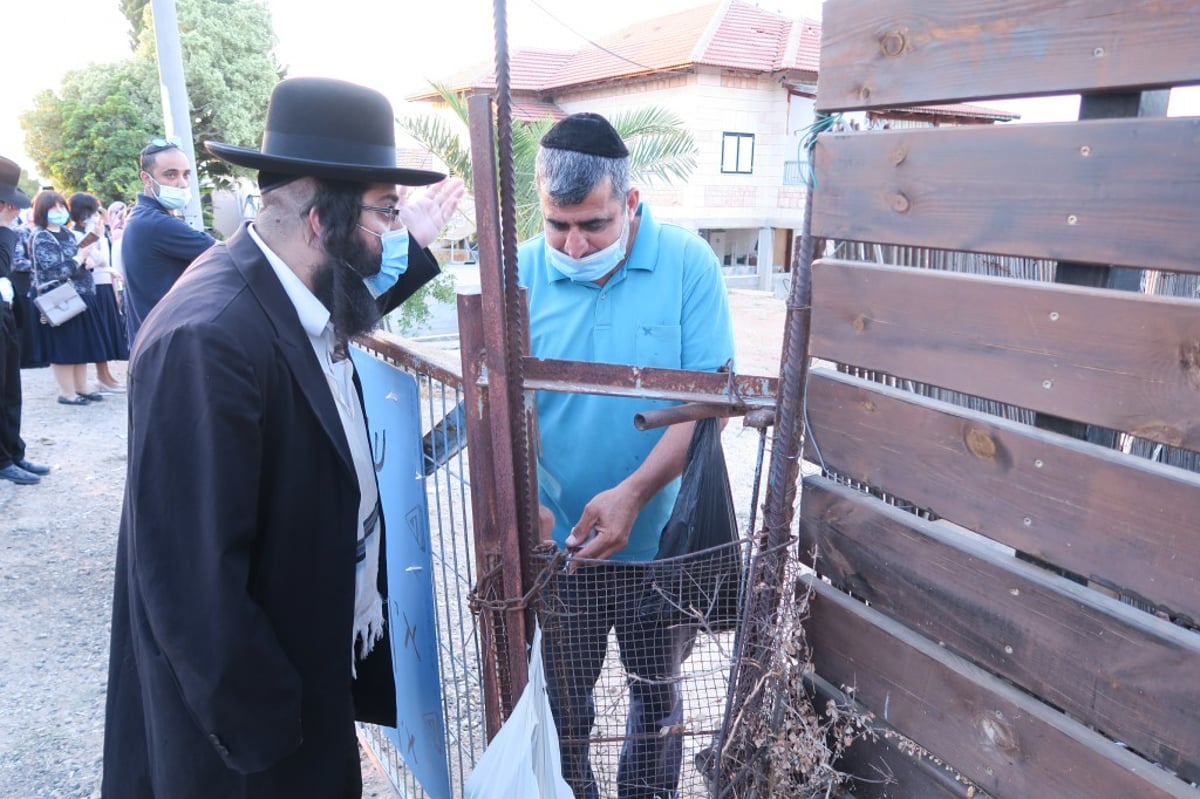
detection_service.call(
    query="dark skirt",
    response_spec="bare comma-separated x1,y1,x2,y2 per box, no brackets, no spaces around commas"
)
10,271,49,369
92,283,130,361
43,292,113,366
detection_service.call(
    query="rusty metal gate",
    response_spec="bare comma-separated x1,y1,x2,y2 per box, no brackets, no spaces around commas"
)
357,0,1200,797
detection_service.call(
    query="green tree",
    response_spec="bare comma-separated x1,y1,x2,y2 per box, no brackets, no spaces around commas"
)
20,0,281,199
18,169,39,198
399,85,698,241
22,59,161,200
141,0,283,184
120,0,151,48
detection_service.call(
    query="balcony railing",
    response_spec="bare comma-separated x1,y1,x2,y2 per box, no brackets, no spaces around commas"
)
782,160,810,186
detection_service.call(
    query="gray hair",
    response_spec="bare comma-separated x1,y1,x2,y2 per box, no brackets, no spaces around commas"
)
535,147,630,206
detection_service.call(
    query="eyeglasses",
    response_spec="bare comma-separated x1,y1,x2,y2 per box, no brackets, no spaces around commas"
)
361,204,402,224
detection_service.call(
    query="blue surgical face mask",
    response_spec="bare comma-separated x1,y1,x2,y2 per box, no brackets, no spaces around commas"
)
544,212,630,283
358,225,410,298
151,176,191,211
47,209,70,226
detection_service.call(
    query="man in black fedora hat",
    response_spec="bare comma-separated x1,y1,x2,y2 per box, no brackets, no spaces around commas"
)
0,155,50,485
103,77,463,798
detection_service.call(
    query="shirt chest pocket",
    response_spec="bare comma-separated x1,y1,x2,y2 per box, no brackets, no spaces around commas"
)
634,324,682,368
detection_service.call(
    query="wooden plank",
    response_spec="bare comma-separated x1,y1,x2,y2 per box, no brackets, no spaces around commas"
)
804,578,1198,799
1032,89,1166,447
810,118,1200,273
803,369,1200,622
800,475,1200,783
809,260,1200,449
809,674,989,799
816,0,1200,112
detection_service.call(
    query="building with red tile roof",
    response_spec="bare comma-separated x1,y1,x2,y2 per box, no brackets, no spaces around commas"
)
408,0,1015,289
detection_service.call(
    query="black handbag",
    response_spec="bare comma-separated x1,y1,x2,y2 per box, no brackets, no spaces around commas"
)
639,417,744,630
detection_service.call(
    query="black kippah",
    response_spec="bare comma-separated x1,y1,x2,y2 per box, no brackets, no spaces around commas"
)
541,113,629,158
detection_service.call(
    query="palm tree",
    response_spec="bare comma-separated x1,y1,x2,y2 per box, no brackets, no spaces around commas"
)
399,84,699,242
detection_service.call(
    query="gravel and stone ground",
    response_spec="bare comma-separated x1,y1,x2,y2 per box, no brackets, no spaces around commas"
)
0,288,787,798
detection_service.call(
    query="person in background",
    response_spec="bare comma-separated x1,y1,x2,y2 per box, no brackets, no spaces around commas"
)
106,200,129,354
120,137,215,342
69,192,127,391
0,156,50,484
519,112,736,798
27,190,109,405
103,77,463,798
106,200,127,279
10,207,48,368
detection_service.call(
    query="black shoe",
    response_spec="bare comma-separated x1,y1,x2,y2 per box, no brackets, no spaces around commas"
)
58,395,89,406
79,392,105,402
16,459,50,476
0,464,40,485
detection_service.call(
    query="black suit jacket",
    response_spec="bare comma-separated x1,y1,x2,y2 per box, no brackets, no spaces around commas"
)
102,223,439,798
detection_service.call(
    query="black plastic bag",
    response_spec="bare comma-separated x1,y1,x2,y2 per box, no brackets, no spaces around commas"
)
639,417,743,631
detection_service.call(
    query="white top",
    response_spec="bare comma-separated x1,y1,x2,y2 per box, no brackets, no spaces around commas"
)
73,226,115,285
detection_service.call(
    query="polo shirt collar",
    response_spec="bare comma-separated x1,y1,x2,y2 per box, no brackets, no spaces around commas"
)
623,202,657,273
247,223,331,339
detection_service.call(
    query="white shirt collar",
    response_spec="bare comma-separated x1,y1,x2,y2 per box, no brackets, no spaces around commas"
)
247,223,331,339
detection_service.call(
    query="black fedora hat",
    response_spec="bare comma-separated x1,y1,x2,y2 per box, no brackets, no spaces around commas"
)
205,77,444,187
0,156,31,209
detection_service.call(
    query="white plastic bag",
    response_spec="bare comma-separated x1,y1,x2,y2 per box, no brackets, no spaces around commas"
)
464,625,573,798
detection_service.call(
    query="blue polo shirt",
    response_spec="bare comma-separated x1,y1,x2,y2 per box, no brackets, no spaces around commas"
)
518,203,735,561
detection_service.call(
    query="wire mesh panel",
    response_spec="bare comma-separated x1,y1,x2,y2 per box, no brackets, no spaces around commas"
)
535,541,750,798
352,334,781,796
354,337,486,798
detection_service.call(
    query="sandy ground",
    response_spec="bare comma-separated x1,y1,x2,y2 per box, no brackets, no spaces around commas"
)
0,288,788,797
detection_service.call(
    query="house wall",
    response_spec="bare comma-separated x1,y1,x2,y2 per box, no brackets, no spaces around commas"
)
400,68,814,278
552,68,810,239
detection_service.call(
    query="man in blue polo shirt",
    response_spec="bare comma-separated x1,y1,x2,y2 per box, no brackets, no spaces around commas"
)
519,112,734,799
121,139,216,341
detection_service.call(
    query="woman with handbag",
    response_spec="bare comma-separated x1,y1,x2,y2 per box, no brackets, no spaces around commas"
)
69,192,128,392
28,190,111,405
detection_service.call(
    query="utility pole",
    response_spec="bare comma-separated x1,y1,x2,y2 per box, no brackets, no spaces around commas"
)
149,0,204,232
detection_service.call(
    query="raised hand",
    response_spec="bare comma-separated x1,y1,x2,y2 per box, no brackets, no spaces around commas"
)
397,178,466,249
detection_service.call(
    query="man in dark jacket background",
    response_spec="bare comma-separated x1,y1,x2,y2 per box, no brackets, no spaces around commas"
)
0,155,49,485
102,78,463,798
120,138,215,342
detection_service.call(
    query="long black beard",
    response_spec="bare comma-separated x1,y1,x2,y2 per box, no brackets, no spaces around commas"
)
311,228,382,342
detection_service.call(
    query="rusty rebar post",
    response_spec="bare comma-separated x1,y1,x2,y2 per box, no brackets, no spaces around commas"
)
465,92,530,722
491,0,542,641
716,163,818,792
457,293,517,737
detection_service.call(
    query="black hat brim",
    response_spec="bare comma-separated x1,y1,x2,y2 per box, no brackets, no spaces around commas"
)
0,185,31,209
205,141,445,187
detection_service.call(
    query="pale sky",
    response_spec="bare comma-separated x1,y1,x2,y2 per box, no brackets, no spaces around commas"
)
3,0,1197,179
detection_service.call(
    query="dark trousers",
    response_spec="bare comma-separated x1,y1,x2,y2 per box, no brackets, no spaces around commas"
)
0,305,26,469
542,563,696,799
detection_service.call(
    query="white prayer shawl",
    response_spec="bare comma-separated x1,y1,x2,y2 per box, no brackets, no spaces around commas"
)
327,354,386,677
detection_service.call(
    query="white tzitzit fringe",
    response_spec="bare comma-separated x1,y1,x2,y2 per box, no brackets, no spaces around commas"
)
351,516,385,679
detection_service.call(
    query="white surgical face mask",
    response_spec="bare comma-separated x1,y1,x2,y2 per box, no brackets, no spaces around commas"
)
544,212,631,283
151,176,191,211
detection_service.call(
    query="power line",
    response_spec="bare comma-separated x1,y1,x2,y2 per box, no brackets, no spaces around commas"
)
524,0,660,72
